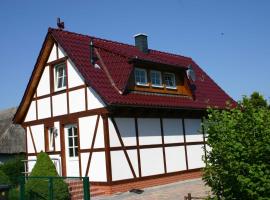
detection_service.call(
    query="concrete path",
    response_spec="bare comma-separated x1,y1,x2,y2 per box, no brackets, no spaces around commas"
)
93,178,211,200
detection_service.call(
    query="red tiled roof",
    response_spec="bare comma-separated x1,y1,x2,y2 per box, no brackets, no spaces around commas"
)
50,28,235,110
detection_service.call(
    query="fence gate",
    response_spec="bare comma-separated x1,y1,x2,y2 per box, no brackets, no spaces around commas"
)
19,176,90,200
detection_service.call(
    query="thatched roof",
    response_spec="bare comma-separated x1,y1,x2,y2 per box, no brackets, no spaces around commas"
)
0,107,25,154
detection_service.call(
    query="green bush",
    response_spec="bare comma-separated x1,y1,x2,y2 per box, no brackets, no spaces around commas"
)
203,93,270,199
26,152,69,200
8,188,19,200
0,154,25,185
0,170,11,185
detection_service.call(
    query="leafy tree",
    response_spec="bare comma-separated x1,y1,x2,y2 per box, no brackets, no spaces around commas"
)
203,94,270,200
0,170,11,185
0,155,25,185
26,152,69,200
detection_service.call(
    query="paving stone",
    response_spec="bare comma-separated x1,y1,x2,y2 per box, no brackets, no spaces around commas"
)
93,178,211,200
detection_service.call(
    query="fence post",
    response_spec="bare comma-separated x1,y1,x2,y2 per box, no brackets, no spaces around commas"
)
83,177,90,200
19,176,25,200
48,177,53,200
188,193,192,200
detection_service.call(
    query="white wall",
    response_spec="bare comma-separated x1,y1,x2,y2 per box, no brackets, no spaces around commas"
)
69,89,85,113
37,97,51,119
67,59,84,88
27,124,45,153
87,87,105,109
111,151,133,181
165,146,186,172
52,93,67,116
79,115,104,149
54,121,61,152
187,145,205,169
185,119,203,142
24,101,36,122
80,152,107,181
163,118,184,143
47,44,57,63
37,66,50,97
138,118,162,145
140,148,164,176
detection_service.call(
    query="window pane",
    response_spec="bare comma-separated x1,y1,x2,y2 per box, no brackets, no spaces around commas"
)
69,148,74,157
164,73,175,87
68,137,73,147
73,127,78,136
151,71,161,86
135,69,147,84
74,137,78,146
75,147,78,157
68,128,73,137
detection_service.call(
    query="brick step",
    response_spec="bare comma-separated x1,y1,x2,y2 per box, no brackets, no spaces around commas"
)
91,190,106,197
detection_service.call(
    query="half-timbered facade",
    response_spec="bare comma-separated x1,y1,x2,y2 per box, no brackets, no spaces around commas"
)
14,28,235,194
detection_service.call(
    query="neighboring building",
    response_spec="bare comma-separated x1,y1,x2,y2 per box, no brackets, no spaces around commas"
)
0,107,25,164
13,28,235,195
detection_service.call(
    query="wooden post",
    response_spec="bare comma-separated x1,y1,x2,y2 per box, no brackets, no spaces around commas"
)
103,114,112,184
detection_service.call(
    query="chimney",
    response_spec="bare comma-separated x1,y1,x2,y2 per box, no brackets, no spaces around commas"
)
134,33,148,53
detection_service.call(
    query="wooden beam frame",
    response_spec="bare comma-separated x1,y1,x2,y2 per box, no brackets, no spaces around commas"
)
29,126,37,155
85,115,100,176
111,118,137,178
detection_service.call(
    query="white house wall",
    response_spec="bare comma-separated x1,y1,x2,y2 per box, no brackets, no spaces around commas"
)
52,93,67,116
53,121,61,152
80,152,107,181
67,59,84,88
37,97,51,119
163,118,184,143
165,146,186,172
111,151,133,181
138,118,162,145
47,44,57,63
36,66,50,97
185,119,203,142
24,101,36,122
140,148,164,176
69,89,85,113
87,87,105,110
187,145,205,169
27,124,45,153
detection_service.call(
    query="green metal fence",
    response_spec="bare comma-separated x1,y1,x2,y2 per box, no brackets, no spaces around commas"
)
19,176,90,200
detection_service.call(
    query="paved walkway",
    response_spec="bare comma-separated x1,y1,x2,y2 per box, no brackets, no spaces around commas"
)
93,178,211,200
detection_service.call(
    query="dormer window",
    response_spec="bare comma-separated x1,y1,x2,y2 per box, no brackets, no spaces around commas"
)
164,73,176,89
135,68,148,85
150,70,162,87
55,63,67,90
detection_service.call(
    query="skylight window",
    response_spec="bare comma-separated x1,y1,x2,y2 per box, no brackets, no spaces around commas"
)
135,68,148,85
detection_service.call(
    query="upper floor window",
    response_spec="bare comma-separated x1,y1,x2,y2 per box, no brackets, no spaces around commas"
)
55,63,67,90
135,68,147,85
150,70,162,87
164,73,176,89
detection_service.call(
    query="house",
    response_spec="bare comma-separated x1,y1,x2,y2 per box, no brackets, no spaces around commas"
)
13,27,235,195
0,107,25,164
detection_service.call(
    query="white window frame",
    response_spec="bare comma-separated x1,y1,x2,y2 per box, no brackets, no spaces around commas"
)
54,63,67,91
164,72,176,89
66,125,78,158
150,70,163,88
135,68,148,86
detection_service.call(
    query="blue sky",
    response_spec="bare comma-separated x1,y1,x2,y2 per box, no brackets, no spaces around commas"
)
0,0,269,110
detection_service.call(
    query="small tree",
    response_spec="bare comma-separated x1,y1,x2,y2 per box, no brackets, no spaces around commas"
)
203,93,270,199
0,170,11,185
26,152,69,200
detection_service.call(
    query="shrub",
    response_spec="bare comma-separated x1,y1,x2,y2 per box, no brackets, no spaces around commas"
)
203,93,270,199
0,154,25,185
0,170,11,185
8,188,19,200
25,152,69,200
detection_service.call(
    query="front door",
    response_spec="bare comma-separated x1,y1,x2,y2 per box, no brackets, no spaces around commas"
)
64,124,80,176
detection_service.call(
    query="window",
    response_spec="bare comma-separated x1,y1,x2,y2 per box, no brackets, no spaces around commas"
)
48,127,57,151
67,126,78,157
164,73,176,88
150,70,162,87
135,68,147,85
55,63,67,90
